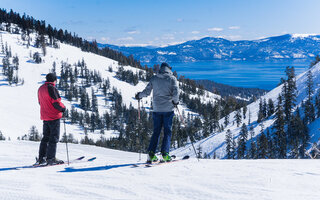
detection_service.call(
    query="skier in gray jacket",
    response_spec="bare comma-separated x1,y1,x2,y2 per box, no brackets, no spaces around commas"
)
135,62,179,163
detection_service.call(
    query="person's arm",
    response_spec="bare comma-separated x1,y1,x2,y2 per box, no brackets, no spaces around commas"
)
139,80,153,98
171,77,179,104
48,85,66,112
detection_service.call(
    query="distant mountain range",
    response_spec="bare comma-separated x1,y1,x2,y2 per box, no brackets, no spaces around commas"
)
98,34,320,63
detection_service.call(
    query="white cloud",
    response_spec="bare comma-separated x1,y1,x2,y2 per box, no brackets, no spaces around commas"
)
117,37,134,41
100,37,110,42
229,26,240,30
191,31,200,34
208,27,223,32
127,30,140,35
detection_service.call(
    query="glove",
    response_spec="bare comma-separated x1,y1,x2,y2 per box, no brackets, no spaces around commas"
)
135,92,141,100
172,100,179,106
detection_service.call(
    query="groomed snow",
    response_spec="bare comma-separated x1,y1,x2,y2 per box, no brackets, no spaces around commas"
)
1,141,320,200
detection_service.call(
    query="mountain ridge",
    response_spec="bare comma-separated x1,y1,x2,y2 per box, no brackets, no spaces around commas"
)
99,34,320,63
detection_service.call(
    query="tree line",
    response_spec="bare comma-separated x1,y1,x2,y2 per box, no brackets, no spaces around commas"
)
225,63,320,159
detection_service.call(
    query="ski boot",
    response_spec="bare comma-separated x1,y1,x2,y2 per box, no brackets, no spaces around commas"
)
160,152,172,163
147,151,159,164
33,157,47,166
46,157,64,165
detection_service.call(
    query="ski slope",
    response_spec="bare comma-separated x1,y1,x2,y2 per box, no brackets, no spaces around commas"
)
1,140,320,200
0,29,219,142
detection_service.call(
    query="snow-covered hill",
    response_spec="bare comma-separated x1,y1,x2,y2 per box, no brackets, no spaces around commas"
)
1,140,320,200
173,61,320,158
0,29,219,142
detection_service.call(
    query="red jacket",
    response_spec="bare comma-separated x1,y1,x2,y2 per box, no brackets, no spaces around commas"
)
38,82,66,121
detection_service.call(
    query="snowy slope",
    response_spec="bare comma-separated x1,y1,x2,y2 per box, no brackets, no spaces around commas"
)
1,140,320,200
0,29,219,141
173,62,320,158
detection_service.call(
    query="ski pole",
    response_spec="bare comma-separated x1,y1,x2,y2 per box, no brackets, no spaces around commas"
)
175,105,199,161
138,99,141,161
63,117,70,165
138,99,141,120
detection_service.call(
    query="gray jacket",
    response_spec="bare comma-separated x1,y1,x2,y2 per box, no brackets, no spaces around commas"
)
138,66,179,112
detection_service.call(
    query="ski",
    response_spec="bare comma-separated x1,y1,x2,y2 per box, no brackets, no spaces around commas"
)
132,155,189,168
145,155,189,167
26,156,96,169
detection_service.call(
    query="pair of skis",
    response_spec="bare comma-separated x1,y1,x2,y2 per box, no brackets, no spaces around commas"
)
132,155,190,168
31,156,96,168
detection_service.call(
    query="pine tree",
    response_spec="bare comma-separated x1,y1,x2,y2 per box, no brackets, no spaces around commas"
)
257,124,268,159
235,109,242,127
225,129,233,159
267,98,275,117
28,126,40,141
316,92,320,118
248,126,257,159
273,94,286,158
257,98,264,123
243,104,247,119
0,131,5,140
262,99,267,118
290,110,309,158
237,123,248,159
283,66,297,123
304,69,315,124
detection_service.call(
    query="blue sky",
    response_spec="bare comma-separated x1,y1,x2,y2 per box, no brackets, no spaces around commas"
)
1,0,320,46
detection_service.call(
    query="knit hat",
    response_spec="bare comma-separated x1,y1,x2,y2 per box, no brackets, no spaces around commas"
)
46,73,57,82
159,62,172,74
160,62,172,70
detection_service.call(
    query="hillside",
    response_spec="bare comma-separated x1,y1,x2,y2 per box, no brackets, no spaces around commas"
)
1,140,320,200
100,34,320,63
173,61,320,158
0,27,219,145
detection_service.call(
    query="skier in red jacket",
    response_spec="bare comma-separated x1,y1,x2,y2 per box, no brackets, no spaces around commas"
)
35,73,66,166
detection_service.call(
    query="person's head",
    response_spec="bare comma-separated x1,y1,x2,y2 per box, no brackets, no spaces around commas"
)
46,73,57,83
159,62,172,74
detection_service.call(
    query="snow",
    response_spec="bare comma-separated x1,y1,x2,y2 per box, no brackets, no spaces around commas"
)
1,140,320,200
173,59,320,159
157,51,177,55
0,25,319,200
0,30,218,142
291,34,317,38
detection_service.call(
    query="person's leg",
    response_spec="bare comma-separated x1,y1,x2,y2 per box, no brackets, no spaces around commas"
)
46,119,60,160
147,112,163,153
38,121,50,160
161,111,174,154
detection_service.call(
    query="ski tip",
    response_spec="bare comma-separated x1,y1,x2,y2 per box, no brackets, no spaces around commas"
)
77,156,85,160
171,155,177,159
88,157,96,161
182,155,190,160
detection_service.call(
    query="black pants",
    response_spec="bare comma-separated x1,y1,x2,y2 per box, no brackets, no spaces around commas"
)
39,119,60,160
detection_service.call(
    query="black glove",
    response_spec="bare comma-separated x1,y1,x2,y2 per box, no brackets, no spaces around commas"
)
172,100,179,106
135,92,141,100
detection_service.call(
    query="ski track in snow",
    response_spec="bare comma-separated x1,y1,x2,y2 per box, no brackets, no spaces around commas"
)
1,141,320,200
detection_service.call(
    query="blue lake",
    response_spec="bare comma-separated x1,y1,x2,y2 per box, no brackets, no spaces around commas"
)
146,60,311,90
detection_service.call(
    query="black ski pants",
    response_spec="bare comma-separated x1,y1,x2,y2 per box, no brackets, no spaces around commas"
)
39,119,60,160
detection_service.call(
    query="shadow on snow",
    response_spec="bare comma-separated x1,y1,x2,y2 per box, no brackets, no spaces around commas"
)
58,163,137,173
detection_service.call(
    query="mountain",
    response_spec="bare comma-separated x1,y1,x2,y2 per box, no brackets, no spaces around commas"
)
100,34,320,63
